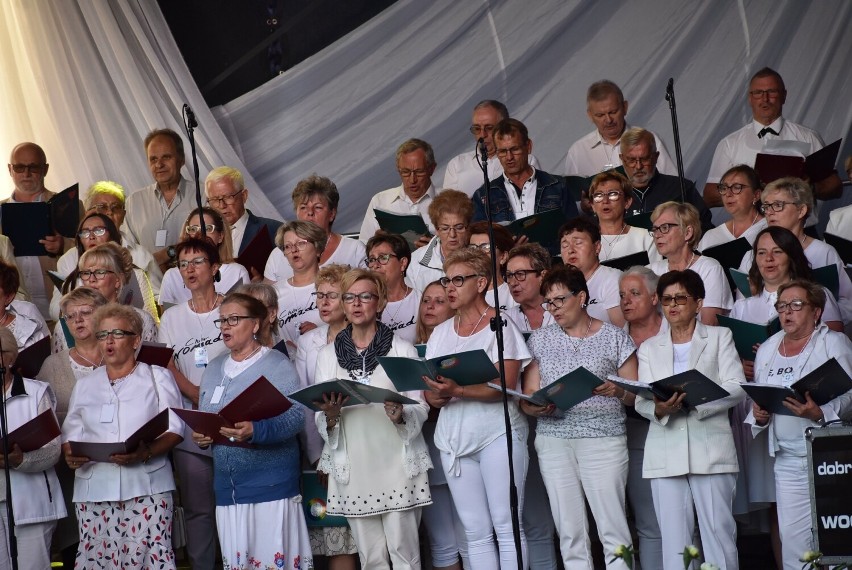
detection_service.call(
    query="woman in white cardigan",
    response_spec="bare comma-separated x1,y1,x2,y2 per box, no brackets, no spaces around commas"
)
635,269,745,570
314,268,431,570
746,280,852,569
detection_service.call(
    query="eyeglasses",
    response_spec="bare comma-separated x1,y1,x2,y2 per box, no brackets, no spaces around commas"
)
213,315,256,328
436,224,466,234
439,274,480,288
206,190,243,207
365,253,398,266
398,169,430,179
648,223,680,236
178,257,209,270
186,224,217,235
468,243,492,253
469,125,495,136
660,294,694,306
79,227,108,239
63,307,95,321
717,183,751,196
314,291,341,301
591,191,623,203
495,146,525,158
341,292,379,304
774,300,808,313
749,89,781,98
87,203,125,214
759,200,797,214
622,156,654,167
282,240,311,253
95,329,137,340
543,291,579,310
506,269,541,283
10,163,45,174
79,269,115,281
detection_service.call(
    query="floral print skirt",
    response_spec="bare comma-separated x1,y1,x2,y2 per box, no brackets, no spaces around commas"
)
75,492,175,569
216,496,314,570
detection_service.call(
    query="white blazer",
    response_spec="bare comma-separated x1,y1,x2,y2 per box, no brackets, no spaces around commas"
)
636,321,746,478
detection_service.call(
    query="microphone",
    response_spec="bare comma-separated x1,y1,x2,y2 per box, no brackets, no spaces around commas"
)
665,78,674,102
183,104,198,128
477,137,488,161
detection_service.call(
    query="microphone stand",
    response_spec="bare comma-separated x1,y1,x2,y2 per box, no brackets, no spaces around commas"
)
665,78,687,204
476,138,524,570
182,104,207,242
0,331,19,570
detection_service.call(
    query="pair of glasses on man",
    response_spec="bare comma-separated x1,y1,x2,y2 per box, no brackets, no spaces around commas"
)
87,203,125,214
79,227,108,239
10,163,45,174
206,190,243,207
95,329,137,340
213,315,256,329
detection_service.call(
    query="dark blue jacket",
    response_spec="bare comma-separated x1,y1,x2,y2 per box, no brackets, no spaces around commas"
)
238,210,283,256
471,169,579,252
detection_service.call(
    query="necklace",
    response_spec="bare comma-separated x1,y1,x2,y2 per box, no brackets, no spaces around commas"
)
669,251,696,272
73,347,103,368
600,224,627,259
732,211,760,237
562,316,593,353
383,286,412,325
0,312,10,328
190,291,222,314
455,306,489,351
232,343,262,362
109,362,139,386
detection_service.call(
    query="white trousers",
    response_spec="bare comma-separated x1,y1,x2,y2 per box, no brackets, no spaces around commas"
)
774,453,814,570
535,435,631,570
651,473,739,570
347,508,422,570
442,435,529,570
422,484,468,568
0,515,56,570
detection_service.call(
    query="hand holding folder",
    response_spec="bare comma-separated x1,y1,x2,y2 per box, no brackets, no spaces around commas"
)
68,409,170,463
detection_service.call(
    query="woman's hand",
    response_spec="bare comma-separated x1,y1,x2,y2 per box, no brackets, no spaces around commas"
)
384,401,405,425
220,421,254,444
63,443,90,470
752,401,771,426
653,392,687,419
111,441,152,466
192,430,214,449
784,392,824,423
424,390,451,408
0,444,24,469
423,374,462,400
520,400,556,418
298,322,318,335
593,381,626,400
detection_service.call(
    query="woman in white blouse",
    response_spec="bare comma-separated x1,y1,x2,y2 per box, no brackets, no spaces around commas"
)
698,165,766,251
62,303,183,569
648,201,733,325
589,171,660,264
424,248,531,569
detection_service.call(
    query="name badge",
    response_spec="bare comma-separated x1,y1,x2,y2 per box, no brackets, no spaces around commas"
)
155,229,168,248
210,386,225,405
194,346,208,368
100,404,116,423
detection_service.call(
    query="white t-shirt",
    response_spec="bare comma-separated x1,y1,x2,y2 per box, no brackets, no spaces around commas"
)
731,287,843,327
425,315,531,474
649,254,734,311
484,281,519,312
600,225,662,264
274,279,321,348
158,302,227,391
264,237,365,283
586,264,622,323
379,288,420,344
504,304,555,333
698,218,768,251
158,262,250,305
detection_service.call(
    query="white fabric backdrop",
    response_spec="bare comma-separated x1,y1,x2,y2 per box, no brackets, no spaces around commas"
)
214,0,852,232
1,0,850,234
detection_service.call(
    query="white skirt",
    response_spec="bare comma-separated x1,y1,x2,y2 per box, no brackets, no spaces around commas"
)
216,496,314,570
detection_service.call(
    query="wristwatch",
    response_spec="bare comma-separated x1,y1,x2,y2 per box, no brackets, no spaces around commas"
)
167,245,177,259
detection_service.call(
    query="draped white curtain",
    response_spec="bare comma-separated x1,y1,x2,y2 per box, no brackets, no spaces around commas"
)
0,0,278,217
1,0,850,233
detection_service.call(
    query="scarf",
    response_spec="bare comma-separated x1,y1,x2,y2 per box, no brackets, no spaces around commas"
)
334,321,395,381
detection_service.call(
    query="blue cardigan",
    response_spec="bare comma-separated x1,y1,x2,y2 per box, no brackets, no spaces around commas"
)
199,349,305,506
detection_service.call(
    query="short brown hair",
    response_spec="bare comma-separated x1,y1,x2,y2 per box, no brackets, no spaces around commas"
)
492,118,529,145
341,269,388,313
144,129,185,160
395,139,436,168
275,220,328,256
587,80,624,105
427,189,473,227
79,243,134,286
507,243,551,273
60,287,109,315
221,292,270,345
443,248,492,290
93,303,143,337
777,279,826,315
316,264,351,288
291,175,340,220
0,261,19,297
468,222,515,254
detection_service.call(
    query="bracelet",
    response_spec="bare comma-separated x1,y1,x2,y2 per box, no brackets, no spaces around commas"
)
460,385,465,399
619,390,629,403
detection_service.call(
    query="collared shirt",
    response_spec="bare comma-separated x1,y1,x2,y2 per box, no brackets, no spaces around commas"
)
5,191,49,316
230,210,250,253
358,183,437,243
442,151,542,197
503,168,538,218
564,126,676,177
123,177,195,255
705,117,824,184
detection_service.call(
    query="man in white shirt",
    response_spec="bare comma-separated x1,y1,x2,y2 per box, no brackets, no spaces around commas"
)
204,166,282,267
703,67,842,207
123,129,196,271
442,99,541,197
358,138,437,245
564,80,675,177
